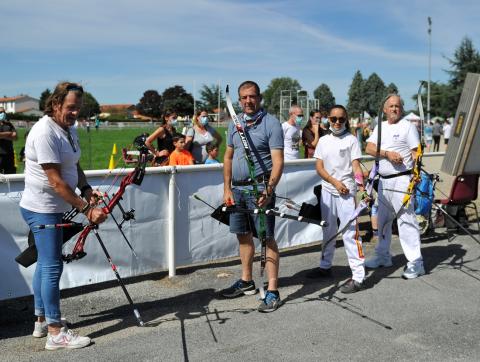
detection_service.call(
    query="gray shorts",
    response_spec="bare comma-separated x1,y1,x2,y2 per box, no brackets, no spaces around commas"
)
229,186,276,239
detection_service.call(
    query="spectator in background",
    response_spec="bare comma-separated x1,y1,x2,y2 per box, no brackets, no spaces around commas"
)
185,110,222,163
205,141,220,164
319,111,329,132
302,109,326,158
443,119,452,150
94,115,100,131
432,119,442,152
424,120,433,152
145,110,178,166
168,134,194,166
282,105,303,160
0,106,18,174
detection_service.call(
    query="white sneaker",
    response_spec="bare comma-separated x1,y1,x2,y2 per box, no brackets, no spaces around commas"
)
45,327,91,350
402,262,425,279
365,254,393,268
33,321,48,338
33,318,68,338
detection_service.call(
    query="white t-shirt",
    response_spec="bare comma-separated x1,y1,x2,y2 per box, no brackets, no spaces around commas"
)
282,122,301,160
314,132,362,196
443,124,452,139
20,115,81,213
367,119,419,176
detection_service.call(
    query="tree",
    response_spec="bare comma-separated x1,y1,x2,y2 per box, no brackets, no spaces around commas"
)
136,90,163,118
363,72,386,117
79,92,100,119
446,37,480,105
313,83,335,111
413,81,457,118
199,84,225,113
347,70,365,118
162,85,194,116
263,77,302,117
39,88,51,111
385,82,399,95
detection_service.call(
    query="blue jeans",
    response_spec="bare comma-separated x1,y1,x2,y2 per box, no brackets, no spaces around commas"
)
229,186,276,238
20,207,64,324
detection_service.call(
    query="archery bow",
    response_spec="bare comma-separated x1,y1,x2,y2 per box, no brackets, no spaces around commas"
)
225,85,268,300
401,82,426,207
63,148,149,262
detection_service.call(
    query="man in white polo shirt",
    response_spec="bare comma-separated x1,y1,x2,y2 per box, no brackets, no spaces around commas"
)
364,94,424,279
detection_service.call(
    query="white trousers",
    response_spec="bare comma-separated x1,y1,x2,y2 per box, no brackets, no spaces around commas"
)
320,190,365,282
376,175,423,264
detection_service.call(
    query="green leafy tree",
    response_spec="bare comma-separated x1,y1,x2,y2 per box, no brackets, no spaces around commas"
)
313,83,336,111
136,90,163,118
79,92,100,119
39,88,51,111
363,72,386,116
199,84,225,113
263,77,302,117
413,81,457,118
347,70,365,118
385,82,399,95
446,37,480,105
162,85,194,116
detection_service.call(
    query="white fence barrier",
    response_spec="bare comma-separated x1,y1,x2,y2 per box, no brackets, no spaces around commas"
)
0,159,324,300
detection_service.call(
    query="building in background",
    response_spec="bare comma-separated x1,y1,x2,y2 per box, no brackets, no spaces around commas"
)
0,95,42,116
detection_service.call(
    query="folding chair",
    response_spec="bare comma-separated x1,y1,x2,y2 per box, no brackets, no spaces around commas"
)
436,174,480,232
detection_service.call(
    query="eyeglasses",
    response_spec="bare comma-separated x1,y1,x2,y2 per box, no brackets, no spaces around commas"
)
66,129,77,153
66,84,84,93
328,116,347,124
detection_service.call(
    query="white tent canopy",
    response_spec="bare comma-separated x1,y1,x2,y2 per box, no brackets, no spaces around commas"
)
403,112,421,121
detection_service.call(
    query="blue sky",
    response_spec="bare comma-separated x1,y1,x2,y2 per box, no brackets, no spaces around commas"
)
1,0,479,110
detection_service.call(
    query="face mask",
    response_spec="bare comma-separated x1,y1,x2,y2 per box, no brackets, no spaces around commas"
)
170,118,178,127
245,109,263,121
295,116,303,125
330,124,346,135
322,117,329,126
0,112,6,121
200,116,209,126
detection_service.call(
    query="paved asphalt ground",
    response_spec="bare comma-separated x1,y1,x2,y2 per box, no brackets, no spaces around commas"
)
1,153,480,361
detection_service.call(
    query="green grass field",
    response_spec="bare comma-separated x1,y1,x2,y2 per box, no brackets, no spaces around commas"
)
12,126,229,173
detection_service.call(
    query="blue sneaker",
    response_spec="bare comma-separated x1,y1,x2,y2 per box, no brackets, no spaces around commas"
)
220,279,256,298
258,290,282,313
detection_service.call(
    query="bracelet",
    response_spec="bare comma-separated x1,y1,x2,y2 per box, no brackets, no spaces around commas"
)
80,185,92,198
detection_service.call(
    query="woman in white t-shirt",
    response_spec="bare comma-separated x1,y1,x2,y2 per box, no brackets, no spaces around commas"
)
19,82,107,350
308,105,366,294
185,110,223,163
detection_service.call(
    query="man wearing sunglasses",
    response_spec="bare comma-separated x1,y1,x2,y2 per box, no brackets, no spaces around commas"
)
282,105,303,160
364,94,424,279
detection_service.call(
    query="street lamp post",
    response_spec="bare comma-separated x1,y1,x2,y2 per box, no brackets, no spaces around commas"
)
427,16,432,123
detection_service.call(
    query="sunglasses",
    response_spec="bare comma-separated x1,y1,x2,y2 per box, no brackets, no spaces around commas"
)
328,116,347,124
66,84,84,93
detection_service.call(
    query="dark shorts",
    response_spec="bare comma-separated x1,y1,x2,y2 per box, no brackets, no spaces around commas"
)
229,186,276,239
444,138,449,145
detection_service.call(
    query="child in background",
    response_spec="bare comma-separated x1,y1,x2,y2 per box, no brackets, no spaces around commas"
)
169,134,194,166
204,142,220,164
